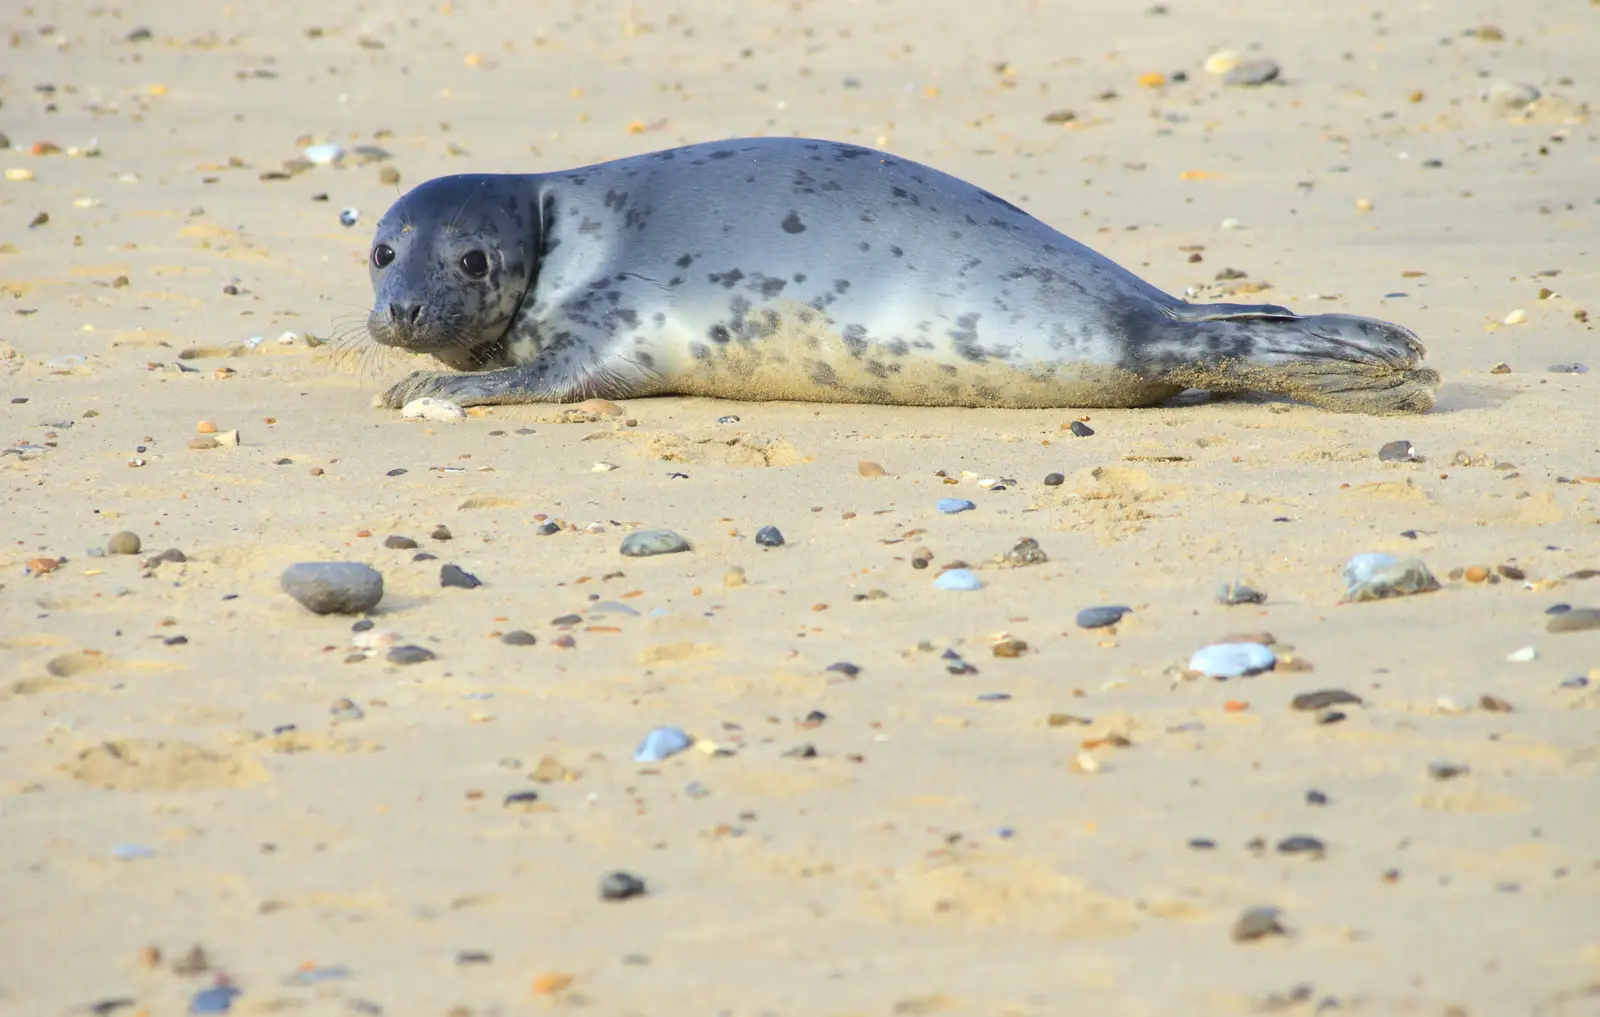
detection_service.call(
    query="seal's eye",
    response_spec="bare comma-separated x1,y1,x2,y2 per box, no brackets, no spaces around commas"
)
372,244,395,269
459,250,490,278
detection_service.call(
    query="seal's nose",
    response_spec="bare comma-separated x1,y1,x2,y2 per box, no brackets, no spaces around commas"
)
389,301,424,327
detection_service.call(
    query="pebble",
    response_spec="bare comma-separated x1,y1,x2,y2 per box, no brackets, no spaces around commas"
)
1306,790,1329,806
933,568,982,591
599,871,647,901
1503,308,1527,326
1068,421,1094,437
937,498,976,514
329,697,365,721
1484,79,1541,113
620,529,691,557
716,414,740,424
401,397,465,421
383,535,418,549
1216,580,1266,605
386,645,436,665
503,791,541,810
280,562,384,614
302,143,344,165
1224,58,1281,86
857,460,887,477
440,564,482,589
107,531,141,555
1506,646,1538,663
1378,439,1421,463
189,985,242,1014
755,525,785,547
826,662,861,677
1428,762,1470,781
1002,537,1048,566
500,629,537,646
144,548,186,567
1345,555,1440,602
1342,552,1396,587
1043,472,1065,486
1548,362,1588,374
1276,835,1326,858
1076,605,1129,629
633,726,692,763
339,207,360,227
431,525,453,541
1231,906,1286,942
1188,642,1276,678
1547,608,1600,633
1291,689,1362,711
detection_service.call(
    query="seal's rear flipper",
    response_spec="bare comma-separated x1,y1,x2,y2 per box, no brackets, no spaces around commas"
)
1152,311,1440,415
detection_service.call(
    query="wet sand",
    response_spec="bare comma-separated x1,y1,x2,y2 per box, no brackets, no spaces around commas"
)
1,1,1597,1014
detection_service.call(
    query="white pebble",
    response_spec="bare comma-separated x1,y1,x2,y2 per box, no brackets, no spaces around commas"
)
1506,646,1538,663
591,462,620,472
1502,308,1527,326
302,143,345,165
400,397,466,421
276,330,301,345
1188,642,1276,679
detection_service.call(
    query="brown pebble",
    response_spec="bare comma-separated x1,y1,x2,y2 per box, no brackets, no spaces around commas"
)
196,420,218,434
1478,695,1513,713
213,367,235,379
1464,565,1490,583
188,437,220,450
857,460,886,477
573,397,623,417
1447,567,1465,581
309,466,324,476
1496,564,1525,580
26,557,61,575
992,638,1028,658
107,531,142,555
379,165,401,185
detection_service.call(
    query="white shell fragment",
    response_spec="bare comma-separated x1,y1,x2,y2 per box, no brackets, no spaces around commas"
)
400,397,466,421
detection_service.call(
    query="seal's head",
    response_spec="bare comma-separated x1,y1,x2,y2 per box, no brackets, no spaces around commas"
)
366,175,535,371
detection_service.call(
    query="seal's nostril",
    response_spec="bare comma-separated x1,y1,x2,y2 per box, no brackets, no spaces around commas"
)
407,304,423,325
390,302,423,327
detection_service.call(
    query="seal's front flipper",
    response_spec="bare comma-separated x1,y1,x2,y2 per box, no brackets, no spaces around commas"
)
379,355,661,408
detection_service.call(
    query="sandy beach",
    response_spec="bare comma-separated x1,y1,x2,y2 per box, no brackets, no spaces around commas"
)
2,0,1597,1014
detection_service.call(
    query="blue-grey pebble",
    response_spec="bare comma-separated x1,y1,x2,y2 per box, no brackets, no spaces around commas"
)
755,525,785,547
1076,605,1129,628
280,562,383,614
620,529,691,557
189,985,242,1014
633,725,692,763
933,568,982,591
937,498,976,514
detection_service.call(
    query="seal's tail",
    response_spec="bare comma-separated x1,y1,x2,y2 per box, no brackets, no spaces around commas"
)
1151,304,1440,415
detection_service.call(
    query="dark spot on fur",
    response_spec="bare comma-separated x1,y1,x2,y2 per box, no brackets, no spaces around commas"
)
749,273,787,299
833,279,851,295
781,211,807,234
858,241,870,253
809,362,840,387
709,324,732,344
793,273,807,284
675,253,694,269
842,323,869,356
889,245,904,257
710,149,736,160
636,350,655,368
980,188,1025,215
690,342,712,361
709,268,746,289
604,189,627,212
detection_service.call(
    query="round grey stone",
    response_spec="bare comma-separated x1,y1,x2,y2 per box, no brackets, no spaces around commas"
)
620,529,690,557
280,562,384,614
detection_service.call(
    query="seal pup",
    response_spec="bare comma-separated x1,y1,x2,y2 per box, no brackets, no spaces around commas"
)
364,137,1439,414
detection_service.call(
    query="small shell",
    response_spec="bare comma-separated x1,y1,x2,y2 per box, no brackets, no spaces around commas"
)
401,397,466,421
